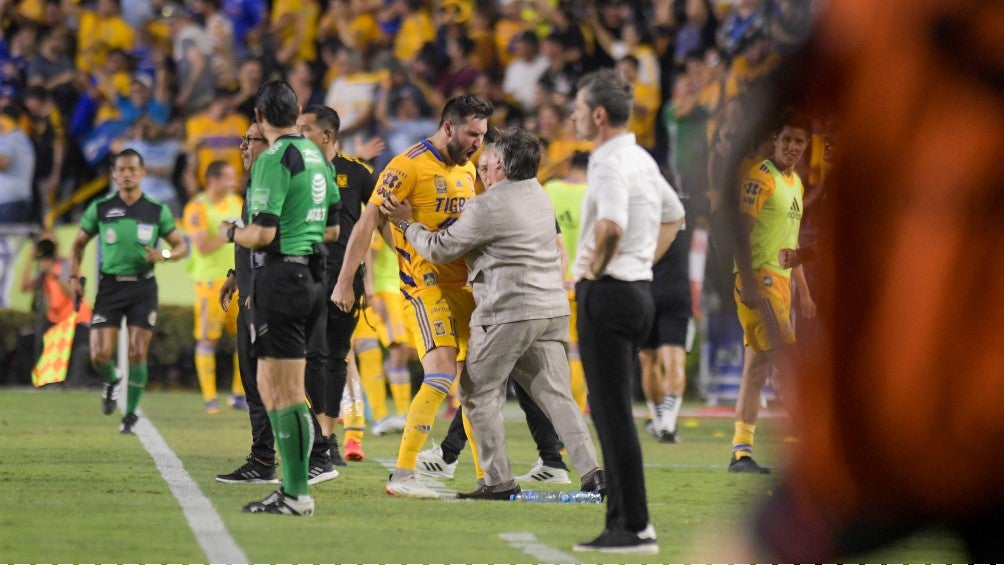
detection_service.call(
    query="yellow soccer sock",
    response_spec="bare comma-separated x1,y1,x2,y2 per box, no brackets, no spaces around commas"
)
461,409,484,481
230,351,245,397
194,345,217,402
396,374,452,469
732,421,756,457
569,357,588,413
342,376,366,443
387,367,412,416
357,344,388,421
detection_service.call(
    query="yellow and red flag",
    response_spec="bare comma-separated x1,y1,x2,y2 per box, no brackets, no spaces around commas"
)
31,312,79,387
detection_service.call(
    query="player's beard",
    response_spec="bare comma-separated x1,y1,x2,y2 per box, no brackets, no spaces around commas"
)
446,136,472,165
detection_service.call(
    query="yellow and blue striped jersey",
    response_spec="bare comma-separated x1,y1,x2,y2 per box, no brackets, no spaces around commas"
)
370,140,477,296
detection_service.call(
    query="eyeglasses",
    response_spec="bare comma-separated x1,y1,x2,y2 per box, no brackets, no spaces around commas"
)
241,136,268,145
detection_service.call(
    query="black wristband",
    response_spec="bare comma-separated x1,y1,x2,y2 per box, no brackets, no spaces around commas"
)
226,268,236,278
226,226,236,243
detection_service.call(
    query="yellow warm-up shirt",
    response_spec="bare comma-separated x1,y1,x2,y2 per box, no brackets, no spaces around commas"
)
737,159,804,277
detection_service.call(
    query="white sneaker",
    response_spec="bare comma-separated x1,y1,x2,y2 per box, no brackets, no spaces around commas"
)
385,474,440,499
416,443,457,479
372,415,407,436
515,458,571,484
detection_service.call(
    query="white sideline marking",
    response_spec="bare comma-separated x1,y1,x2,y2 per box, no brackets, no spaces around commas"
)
132,409,249,563
375,457,458,499
499,531,578,563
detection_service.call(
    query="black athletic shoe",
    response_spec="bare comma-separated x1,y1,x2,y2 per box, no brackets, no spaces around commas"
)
119,412,138,434
307,459,339,485
659,430,679,443
456,483,521,500
216,456,279,484
580,468,607,499
242,489,314,516
573,525,658,554
728,453,770,474
327,435,347,467
101,380,119,415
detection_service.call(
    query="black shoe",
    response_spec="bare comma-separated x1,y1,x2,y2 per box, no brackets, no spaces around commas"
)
119,412,138,434
659,430,679,443
101,380,119,415
307,459,339,485
580,468,607,499
216,456,279,484
327,435,347,467
728,453,770,474
242,489,314,516
456,483,521,500
573,524,658,554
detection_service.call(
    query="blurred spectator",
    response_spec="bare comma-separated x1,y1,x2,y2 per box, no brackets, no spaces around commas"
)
389,0,436,65
493,0,531,69
436,34,478,97
323,46,379,156
269,0,320,66
373,81,437,172
232,57,264,120
715,0,769,59
165,3,215,116
183,91,248,197
618,55,659,155
223,0,267,59
534,102,592,183
769,0,813,54
664,49,711,198
317,0,384,56
0,106,37,224
465,6,496,71
591,14,661,92
502,30,548,113
724,31,778,100
1,24,37,87
588,0,632,68
192,0,238,89
674,0,719,70
120,0,157,29
26,28,77,119
22,86,66,210
286,60,323,109
75,0,135,76
538,32,579,103
113,119,185,217
471,70,523,130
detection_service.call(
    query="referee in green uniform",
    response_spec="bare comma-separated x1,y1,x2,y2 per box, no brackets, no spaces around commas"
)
69,148,188,434
220,80,341,516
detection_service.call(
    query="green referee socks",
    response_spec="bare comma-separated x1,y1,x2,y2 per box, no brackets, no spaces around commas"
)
94,360,118,384
125,364,148,415
269,403,313,497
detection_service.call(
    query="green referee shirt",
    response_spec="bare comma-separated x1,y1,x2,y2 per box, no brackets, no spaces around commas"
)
247,135,340,256
80,192,176,276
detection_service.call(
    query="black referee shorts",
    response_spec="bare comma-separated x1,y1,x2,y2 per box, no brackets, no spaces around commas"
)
252,261,320,359
91,274,158,330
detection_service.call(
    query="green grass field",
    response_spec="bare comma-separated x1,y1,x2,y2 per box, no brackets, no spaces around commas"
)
0,388,965,563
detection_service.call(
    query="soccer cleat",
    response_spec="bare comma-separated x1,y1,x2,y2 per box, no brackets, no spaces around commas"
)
573,524,658,554
344,438,365,462
644,418,659,438
580,468,607,499
119,412,138,434
659,430,679,443
204,398,221,414
101,380,119,415
385,474,439,499
416,443,457,479
242,489,314,516
457,483,521,501
371,415,406,436
328,435,347,467
229,395,248,411
307,459,339,485
516,458,571,483
728,453,771,474
216,456,279,484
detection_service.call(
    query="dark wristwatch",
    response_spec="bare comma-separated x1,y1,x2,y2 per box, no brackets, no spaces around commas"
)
226,268,236,279
395,218,413,233
226,226,236,243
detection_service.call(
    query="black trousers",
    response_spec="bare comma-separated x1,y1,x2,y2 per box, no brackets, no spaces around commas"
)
576,277,654,533
304,270,363,418
440,379,566,469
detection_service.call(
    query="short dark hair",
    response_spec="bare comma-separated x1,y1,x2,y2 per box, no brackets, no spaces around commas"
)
493,127,541,181
569,151,590,170
576,69,632,127
205,159,231,180
302,104,341,136
113,148,145,168
254,80,299,128
439,94,493,127
776,110,812,136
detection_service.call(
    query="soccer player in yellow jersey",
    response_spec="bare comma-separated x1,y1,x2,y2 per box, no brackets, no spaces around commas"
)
332,95,491,499
182,160,246,413
730,114,816,473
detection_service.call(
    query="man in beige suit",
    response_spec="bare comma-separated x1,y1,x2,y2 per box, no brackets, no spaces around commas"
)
382,128,603,500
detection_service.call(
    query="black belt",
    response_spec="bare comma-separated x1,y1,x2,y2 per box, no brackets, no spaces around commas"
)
102,271,155,282
250,251,310,269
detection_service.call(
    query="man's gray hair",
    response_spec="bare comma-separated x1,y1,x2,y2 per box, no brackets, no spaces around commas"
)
492,127,542,181
576,69,633,127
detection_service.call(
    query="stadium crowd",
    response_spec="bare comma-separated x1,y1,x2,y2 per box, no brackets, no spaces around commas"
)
0,0,819,227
